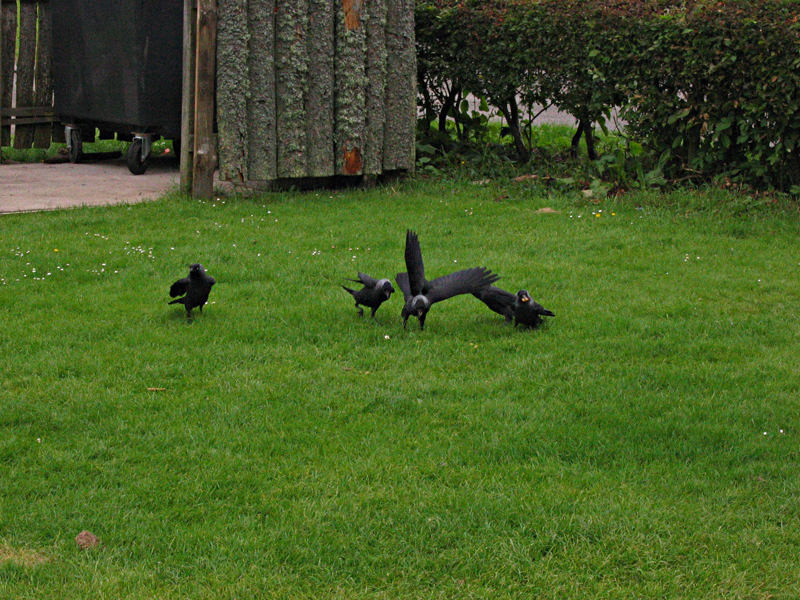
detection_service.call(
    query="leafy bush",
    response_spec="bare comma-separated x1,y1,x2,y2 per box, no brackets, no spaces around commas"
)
616,0,800,190
416,0,800,192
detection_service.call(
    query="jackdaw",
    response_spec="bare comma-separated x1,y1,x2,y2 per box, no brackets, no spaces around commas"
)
473,285,516,323
169,263,216,318
396,229,500,330
342,273,395,319
513,289,554,328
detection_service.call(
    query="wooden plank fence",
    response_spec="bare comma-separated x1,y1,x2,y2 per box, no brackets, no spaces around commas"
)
215,0,416,187
3,0,416,196
0,0,59,149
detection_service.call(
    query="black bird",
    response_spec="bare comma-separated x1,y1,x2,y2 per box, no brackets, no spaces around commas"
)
513,289,554,328
472,285,516,323
342,273,395,319
168,263,216,318
396,229,500,330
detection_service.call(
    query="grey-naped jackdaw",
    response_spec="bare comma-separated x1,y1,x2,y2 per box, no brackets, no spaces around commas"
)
396,229,500,330
513,289,554,328
342,273,395,319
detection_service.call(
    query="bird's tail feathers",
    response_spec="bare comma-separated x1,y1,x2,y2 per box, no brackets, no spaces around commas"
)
341,285,356,296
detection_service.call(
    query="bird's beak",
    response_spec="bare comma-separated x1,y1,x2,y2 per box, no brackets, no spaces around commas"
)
522,296,530,302
417,309,424,316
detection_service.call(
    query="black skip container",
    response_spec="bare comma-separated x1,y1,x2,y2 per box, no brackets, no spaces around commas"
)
51,0,183,174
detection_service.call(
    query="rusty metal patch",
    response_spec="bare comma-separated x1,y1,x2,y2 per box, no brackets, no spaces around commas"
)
343,145,363,175
343,0,363,31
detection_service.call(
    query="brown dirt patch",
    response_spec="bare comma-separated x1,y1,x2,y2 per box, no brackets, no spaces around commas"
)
0,543,50,567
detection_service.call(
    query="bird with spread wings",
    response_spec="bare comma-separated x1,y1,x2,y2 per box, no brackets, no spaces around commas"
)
396,229,500,330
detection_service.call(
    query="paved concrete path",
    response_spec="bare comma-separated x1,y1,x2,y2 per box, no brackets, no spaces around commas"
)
0,156,181,213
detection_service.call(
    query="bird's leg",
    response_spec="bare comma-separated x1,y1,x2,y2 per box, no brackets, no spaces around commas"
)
370,307,378,320
402,313,409,329
356,305,364,317
419,313,427,331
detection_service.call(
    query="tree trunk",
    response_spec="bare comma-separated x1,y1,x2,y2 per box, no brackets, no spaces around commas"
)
499,98,529,162
438,85,458,137
583,120,597,160
571,119,597,160
418,80,436,128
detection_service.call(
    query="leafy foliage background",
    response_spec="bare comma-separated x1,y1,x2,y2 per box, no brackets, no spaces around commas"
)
416,0,800,191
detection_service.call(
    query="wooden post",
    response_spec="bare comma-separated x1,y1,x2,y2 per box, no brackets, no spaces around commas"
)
33,1,54,149
0,0,4,148
192,0,217,199
180,0,196,192
13,1,36,148
1,0,18,147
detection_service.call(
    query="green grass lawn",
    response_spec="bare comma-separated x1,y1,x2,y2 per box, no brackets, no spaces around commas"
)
1,177,799,598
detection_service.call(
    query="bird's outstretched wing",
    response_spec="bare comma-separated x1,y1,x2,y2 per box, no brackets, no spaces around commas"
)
404,230,426,296
347,272,379,288
169,277,190,298
395,272,413,301
426,267,500,304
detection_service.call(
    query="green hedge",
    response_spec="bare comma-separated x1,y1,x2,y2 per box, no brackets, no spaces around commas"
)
416,0,800,190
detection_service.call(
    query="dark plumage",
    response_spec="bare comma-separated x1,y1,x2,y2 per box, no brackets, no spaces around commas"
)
168,263,216,318
342,272,395,319
513,289,554,328
396,229,500,330
472,285,515,323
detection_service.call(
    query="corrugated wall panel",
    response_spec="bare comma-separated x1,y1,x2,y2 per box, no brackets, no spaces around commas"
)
215,0,415,186
246,0,277,180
